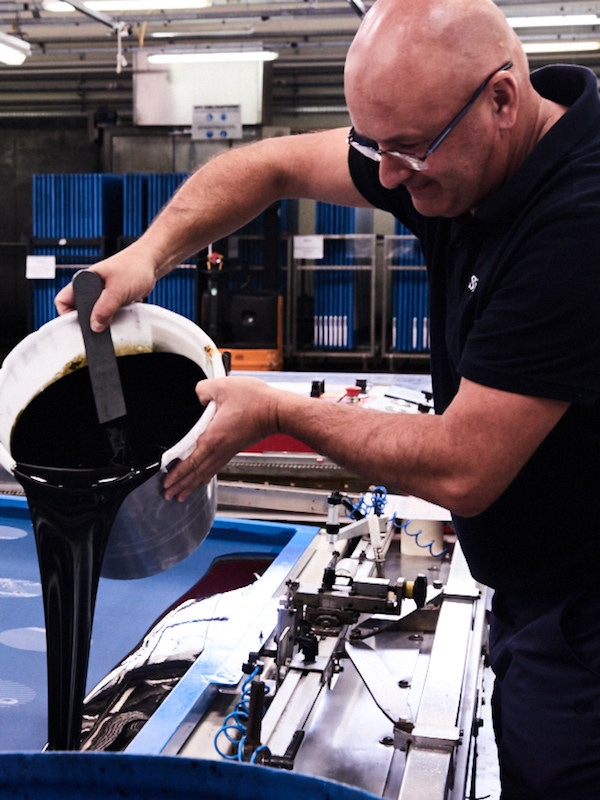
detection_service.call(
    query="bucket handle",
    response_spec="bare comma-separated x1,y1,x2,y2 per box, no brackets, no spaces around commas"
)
160,400,217,472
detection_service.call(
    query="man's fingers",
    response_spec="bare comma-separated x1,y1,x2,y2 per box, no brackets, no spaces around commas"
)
88,295,115,332
55,283,76,315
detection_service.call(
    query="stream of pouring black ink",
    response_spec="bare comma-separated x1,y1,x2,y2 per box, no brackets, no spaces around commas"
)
10,352,206,750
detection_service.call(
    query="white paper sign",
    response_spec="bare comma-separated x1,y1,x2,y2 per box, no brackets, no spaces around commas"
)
293,235,324,260
26,255,56,279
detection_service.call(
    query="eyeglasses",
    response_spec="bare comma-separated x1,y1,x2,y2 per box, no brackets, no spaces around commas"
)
346,61,513,172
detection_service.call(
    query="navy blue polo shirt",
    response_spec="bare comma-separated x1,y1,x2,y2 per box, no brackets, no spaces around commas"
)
349,65,600,598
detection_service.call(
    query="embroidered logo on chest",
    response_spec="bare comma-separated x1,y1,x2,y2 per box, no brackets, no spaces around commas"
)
467,274,479,293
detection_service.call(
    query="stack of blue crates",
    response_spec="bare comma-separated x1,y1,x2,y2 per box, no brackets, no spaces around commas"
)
312,202,358,350
217,201,293,295
31,173,199,329
123,173,197,322
31,174,123,329
390,221,429,353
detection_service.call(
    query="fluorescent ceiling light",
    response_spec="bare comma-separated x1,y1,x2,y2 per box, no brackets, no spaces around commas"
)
508,15,600,28
147,50,278,63
44,0,212,11
151,27,255,38
522,40,600,54
0,31,31,65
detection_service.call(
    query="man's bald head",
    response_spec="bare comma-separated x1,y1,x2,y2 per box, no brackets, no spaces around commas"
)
342,0,558,217
344,0,528,128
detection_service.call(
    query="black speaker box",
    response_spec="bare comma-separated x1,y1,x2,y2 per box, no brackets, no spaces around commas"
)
222,290,280,348
202,291,279,348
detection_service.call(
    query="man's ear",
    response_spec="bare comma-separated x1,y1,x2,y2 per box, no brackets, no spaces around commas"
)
492,75,518,129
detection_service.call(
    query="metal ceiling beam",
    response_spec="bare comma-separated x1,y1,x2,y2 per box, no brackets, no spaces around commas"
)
0,0,598,118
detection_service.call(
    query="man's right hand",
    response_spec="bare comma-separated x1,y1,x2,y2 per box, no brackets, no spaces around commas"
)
55,250,158,332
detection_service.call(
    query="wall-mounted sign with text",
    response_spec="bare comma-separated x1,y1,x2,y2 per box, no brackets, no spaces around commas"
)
192,105,243,141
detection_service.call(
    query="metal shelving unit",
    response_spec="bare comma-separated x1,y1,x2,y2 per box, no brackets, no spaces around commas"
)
290,233,377,366
382,234,430,367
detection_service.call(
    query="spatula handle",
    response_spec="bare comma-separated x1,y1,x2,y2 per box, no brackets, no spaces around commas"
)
72,269,127,425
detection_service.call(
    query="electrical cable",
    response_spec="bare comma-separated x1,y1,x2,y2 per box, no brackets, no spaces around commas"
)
343,485,388,519
213,665,269,761
393,513,448,558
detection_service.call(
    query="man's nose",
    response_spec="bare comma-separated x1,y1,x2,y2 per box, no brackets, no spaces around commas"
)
378,156,416,189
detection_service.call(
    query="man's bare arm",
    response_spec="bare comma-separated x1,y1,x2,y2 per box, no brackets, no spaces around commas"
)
164,376,569,516
55,127,370,331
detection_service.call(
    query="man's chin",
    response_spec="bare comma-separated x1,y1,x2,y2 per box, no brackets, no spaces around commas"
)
410,193,467,218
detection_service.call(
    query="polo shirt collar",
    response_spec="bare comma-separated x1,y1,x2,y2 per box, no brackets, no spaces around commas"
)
474,64,600,226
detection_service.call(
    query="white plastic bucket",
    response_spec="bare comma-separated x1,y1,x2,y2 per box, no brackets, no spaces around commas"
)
0,302,226,578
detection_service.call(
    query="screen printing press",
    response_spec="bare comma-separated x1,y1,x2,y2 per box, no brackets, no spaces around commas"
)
127,507,490,800
0,372,493,799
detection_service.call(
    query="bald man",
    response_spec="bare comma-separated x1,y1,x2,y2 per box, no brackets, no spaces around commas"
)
55,0,600,796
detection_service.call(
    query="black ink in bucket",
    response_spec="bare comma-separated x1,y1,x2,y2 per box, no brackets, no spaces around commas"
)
11,352,207,751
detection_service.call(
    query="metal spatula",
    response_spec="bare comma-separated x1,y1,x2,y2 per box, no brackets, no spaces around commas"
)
72,269,134,467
